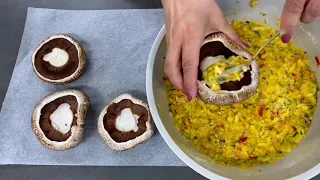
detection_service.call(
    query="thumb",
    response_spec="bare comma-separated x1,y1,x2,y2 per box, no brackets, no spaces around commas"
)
280,0,307,43
181,35,202,102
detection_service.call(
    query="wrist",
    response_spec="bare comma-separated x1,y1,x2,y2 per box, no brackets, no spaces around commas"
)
161,0,173,8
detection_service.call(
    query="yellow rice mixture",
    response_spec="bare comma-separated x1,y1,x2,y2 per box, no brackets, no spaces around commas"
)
203,56,250,91
250,0,259,7
165,21,319,167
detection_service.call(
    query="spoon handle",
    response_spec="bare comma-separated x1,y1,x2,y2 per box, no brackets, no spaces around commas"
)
252,31,280,59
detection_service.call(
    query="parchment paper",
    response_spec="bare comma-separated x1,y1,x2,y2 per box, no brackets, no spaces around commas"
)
0,7,185,166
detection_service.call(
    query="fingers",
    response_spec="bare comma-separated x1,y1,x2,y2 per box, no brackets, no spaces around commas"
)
280,0,307,43
181,26,203,101
300,0,320,24
210,3,249,50
219,21,249,50
164,33,184,91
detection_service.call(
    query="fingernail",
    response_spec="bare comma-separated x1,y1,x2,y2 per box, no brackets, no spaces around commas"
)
281,34,291,43
187,93,193,102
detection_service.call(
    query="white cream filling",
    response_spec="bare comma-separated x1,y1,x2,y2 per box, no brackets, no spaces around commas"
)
43,48,69,67
115,108,139,132
200,55,225,73
50,103,73,134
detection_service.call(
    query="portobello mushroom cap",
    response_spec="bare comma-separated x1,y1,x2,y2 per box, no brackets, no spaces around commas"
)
32,34,86,84
98,94,154,151
31,89,90,151
197,32,259,105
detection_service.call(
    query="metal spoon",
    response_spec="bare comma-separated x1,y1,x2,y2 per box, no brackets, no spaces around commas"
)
215,31,280,83
242,31,280,68
252,31,280,59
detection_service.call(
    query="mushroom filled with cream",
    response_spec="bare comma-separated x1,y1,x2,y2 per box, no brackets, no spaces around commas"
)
32,34,86,84
98,94,154,151
31,89,89,150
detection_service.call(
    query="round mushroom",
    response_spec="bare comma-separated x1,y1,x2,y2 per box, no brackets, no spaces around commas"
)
32,89,90,151
98,93,154,151
32,34,86,84
197,32,259,105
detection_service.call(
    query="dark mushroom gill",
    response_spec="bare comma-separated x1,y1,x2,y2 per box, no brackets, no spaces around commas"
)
104,99,148,143
199,41,252,91
35,38,80,80
39,95,78,142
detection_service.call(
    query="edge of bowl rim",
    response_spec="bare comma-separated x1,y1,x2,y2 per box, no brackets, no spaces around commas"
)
146,24,320,180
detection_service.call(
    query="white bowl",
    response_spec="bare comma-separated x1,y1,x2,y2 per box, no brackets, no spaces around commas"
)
146,0,320,179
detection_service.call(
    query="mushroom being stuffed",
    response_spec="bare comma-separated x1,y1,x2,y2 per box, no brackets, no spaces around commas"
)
98,94,154,151
197,32,259,105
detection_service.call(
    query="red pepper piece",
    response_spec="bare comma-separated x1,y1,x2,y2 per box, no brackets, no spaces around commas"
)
259,105,265,117
271,111,277,120
316,56,320,66
292,126,297,132
292,73,297,78
240,137,248,142
220,123,225,129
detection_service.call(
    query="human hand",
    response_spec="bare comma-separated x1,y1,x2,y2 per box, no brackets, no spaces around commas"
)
280,0,320,43
161,0,248,101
